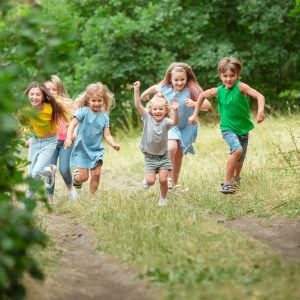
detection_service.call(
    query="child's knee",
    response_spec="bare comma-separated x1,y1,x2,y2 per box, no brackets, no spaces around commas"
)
232,148,243,157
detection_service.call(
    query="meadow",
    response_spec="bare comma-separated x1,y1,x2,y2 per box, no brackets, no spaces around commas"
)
39,114,300,300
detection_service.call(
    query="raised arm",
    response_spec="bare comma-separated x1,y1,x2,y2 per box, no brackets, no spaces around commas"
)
140,84,158,101
188,88,217,124
238,82,265,123
133,81,145,117
64,117,79,148
168,99,179,126
104,127,120,151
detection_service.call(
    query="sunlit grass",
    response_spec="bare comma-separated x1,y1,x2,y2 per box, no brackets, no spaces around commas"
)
49,114,300,299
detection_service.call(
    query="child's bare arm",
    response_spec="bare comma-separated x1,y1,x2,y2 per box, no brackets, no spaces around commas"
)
140,85,158,101
133,81,145,117
64,117,79,148
184,98,211,111
188,88,217,124
168,99,179,126
104,128,120,151
239,82,265,123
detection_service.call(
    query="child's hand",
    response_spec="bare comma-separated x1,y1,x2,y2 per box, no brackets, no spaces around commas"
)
184,98,195,108
133,81,140,91
64,138,72,149
112,143,120,151
257,111,265,124
25,138,31,148
172,99,179,110
188,115,198,125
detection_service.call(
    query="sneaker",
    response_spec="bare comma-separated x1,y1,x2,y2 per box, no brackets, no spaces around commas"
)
72,169,82,189
168,178,173,189
68,188,78,201
158,197,168,206
220,183,236,194
45,165,56,189
142,178,150,190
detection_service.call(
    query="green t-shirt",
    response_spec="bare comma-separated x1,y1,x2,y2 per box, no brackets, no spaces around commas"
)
217,81,254,135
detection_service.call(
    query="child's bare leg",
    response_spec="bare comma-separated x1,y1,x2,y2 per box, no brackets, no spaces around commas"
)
159,169,169,199
145,172,156,187
76,168,89,183
225,150,243,184
168,139,183,185
89,163,102,194
234,161,244,180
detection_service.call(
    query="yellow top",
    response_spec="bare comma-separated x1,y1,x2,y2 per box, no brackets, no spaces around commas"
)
27,103,58,137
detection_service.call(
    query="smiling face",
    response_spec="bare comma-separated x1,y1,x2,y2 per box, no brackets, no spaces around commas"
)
171,70,187,92
149,102,168,122
88,94,104,113
219,69,238,89
45,81,58,95
28,87,44,109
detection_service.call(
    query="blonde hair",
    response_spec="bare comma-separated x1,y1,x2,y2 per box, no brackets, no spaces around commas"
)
73,82,115,114
218,57,242,79
160,62,203,101
147,93,172,118
24,81,70,125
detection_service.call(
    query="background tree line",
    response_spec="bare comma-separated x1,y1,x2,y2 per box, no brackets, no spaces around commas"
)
0,0,299,297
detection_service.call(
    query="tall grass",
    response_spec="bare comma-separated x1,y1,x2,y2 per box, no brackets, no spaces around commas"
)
52,115,300,299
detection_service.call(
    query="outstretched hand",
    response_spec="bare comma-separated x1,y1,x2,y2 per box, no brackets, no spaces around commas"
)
112,143,121,151
172,99,179,110
133,81,140,91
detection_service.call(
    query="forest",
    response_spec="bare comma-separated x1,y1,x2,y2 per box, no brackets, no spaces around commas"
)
0,0,300,298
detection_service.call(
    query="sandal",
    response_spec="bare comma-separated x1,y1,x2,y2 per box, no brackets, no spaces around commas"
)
72,169,82,189
220,183,235,194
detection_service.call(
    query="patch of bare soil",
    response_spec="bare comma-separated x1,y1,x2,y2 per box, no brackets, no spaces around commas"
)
26,213,159,300
211,213,300,262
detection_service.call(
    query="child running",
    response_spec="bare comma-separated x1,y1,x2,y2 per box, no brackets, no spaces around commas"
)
22,81,70,201
134,81,179,206
44,75,78,202
188,56,265,194
141,62,211,189
64,82,120,194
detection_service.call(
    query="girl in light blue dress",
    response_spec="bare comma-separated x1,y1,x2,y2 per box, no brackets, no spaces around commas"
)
64,82,120,194
141,62,211,189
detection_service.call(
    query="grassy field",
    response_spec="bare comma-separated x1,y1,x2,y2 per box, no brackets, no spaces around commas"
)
45,115,300,299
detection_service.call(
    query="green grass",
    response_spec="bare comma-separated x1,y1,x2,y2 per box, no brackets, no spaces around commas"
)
50,115,300,299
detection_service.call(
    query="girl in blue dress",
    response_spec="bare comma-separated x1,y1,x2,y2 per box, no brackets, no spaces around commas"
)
141,62,211,189
64,82,120,194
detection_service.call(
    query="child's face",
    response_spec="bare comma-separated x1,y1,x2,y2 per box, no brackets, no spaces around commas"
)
88,95,104,113
150,103,168,122
45,81,57,95
220,69,238,89
28,87,44,108
171,70,187,92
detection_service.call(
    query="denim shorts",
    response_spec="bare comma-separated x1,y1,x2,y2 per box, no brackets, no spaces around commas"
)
144,152,172,173
221,130,249,162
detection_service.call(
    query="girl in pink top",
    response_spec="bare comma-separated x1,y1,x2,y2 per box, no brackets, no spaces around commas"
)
44,75,77,202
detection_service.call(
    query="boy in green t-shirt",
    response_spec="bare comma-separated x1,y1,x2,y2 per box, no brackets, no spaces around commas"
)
188,57,265,194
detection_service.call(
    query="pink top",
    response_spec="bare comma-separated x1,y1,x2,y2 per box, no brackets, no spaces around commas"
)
57,118,67,141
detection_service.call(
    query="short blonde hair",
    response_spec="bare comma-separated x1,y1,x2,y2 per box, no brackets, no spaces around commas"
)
218,57,242,79
147,93,172,118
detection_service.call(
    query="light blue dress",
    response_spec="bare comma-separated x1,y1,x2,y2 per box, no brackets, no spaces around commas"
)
158,84,197,154
70,107,109,169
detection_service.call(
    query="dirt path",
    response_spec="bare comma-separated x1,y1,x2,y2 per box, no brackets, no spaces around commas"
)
211,213,300,262
26,213,158,300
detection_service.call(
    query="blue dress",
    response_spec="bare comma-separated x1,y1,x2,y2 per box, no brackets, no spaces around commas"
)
70,107,109,169
158,84,197,154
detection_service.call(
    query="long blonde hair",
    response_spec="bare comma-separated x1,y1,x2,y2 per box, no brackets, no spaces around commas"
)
73,82,115,114
160,62,203,101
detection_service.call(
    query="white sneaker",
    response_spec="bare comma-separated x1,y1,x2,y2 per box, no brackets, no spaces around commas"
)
158,197,167,206
142,178,150,190
68,188,78,201
45,165,57,189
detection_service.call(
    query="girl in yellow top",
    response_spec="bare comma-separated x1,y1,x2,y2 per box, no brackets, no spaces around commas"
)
22,81,70,201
